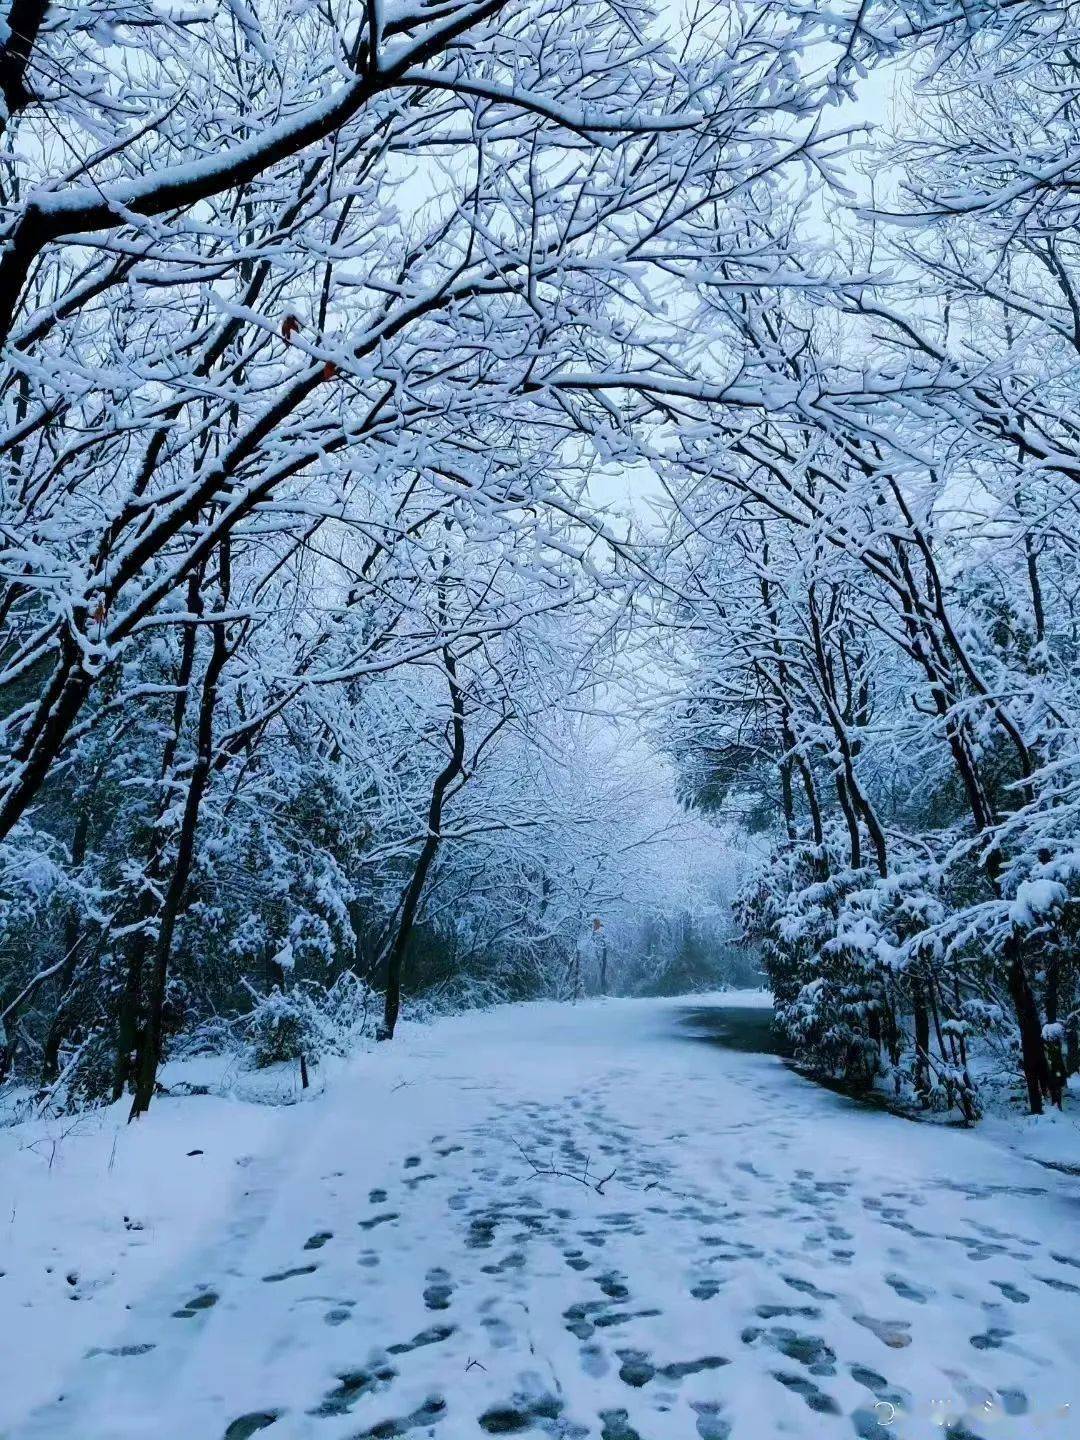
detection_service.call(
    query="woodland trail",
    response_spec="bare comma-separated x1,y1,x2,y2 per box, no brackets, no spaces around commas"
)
6,997,1079,1440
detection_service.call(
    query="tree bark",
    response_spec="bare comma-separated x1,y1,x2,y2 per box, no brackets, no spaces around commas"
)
378,645,465,1041
1044,952,1066,1109
112,572,205,1101
912,980,931,1101
129,607,228,1117
0,0,49,138
1006,937,1051,1116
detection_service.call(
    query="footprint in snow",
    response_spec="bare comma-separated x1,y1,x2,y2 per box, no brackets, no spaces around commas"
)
353,1395,446,1438
580,1343,608,1377
771,1370,841,1414
616,1349,654,1387
690,1276,723,1299
481,1249,526,1277
224,1413,280,1439
741,1324,836,1374
599,1408,642,1440
595,1270,629,1300
86,1343,156,1358
691,1400,732,1440
478,1394,563,1434
387,1322,455,1355
998,1389,1028,1415
423,1266,453,1310
310,1363,396,1416
1035,1272,1080,1293
465,1212,500,1249
755,1303,821,1321
173,1288,219,1317
480,1306,515,1349
970,1326,1012,1350
782,1273,835,1301
404,1171,437,1190
262,1264,317,1283
359,1211,399,1231
853,1313,912,1348
885,1272,931,1303
617,1348,728,1387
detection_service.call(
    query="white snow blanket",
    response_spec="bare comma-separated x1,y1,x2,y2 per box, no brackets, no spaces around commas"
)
1,996,1076,1439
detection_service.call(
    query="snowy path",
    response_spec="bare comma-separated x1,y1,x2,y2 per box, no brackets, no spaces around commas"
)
4,998,1079,1440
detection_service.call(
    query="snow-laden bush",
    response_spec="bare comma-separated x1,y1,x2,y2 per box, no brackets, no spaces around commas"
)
240,972,378,1071
737,828,986,1118
61,1027,118,1112
738,835,874,1083
243,986,326,1069
316,971,378,1051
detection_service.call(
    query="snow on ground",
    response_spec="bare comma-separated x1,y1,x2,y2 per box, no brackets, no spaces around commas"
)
0,1086,285,1432
1,995,1077,1440
978,1106,1080,1181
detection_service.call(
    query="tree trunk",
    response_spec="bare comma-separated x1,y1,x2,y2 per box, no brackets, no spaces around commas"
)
1066,1014,1079,1078
1006,936,1050,1116
912,980,931,1101
378,645,465,1041
113,574,204,1101
0,0,49,138
1044,953,1066,1109
130,609,227,1118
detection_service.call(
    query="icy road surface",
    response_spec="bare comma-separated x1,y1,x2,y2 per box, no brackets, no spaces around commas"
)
3,996,1078,1440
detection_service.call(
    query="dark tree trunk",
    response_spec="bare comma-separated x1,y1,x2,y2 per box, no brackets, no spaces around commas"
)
834,772,861,870
378,646,465,1041
129,613,227,1118
113,573,205,1101
1044,953,1066,1109
1006,937,1051,1116
0,657,94,845
798,758,825,857
0,0,49,137
1066,1014,1079,1078
912,981,931,1100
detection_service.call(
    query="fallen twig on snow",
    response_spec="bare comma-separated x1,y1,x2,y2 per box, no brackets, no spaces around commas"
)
512,1137,618,1194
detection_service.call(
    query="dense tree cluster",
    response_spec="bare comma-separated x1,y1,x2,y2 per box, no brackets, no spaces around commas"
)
2,0,1078,1120
1,0,781,1110
666,0,1080,1117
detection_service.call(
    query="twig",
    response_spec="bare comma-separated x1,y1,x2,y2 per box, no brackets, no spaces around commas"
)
512,1137,617,1194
